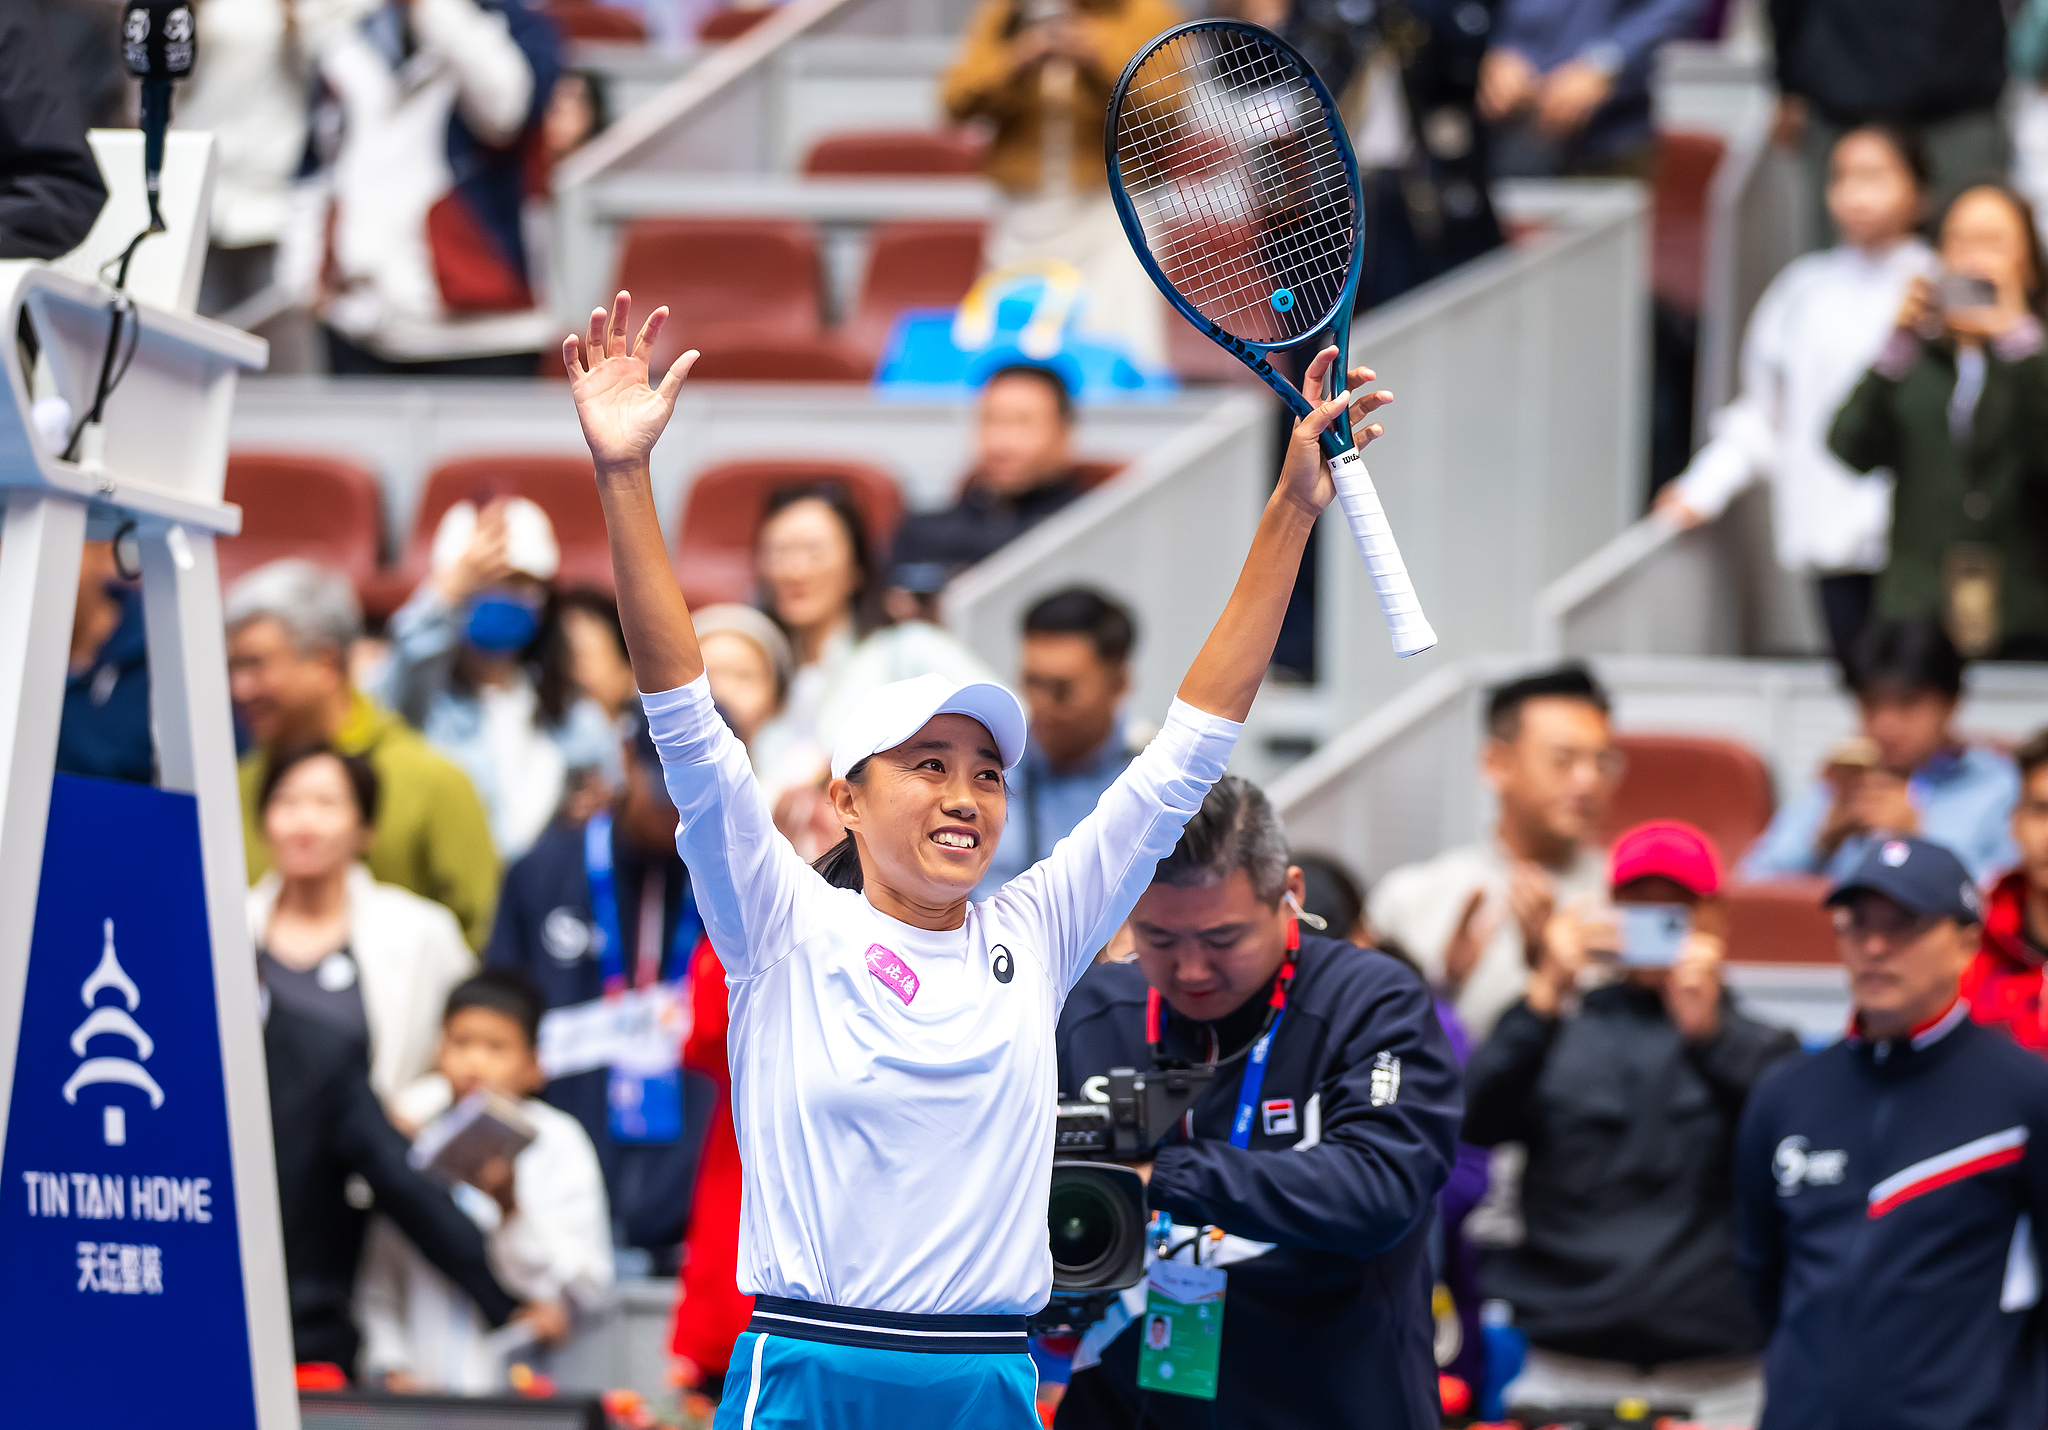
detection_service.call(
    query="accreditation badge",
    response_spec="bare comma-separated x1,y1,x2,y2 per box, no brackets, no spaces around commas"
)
1134,1258,1226,1400
607,983,690,1144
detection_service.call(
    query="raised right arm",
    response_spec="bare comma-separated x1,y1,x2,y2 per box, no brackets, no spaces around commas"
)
565,294,826,974
563,292,706,693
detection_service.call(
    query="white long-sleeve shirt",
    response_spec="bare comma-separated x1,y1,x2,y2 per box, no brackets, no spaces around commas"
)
642,675,1240,1316
357,1087,612,1391
1673,239,1937,574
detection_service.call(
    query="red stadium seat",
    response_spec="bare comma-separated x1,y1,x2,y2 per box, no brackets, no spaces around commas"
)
1601,732,1776,869
542,0,647,40
612,218,827,377
1724,878,1838,965
686,336,869,383
698,5,773,41
1652,130,1726,319
801,130,987,178
844,220,987,365
362,454,612,618
221,451,385,595
673,459,903,609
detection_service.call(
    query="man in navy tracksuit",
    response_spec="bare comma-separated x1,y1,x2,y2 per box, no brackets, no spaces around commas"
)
1054,778,1463,1430
1736,836,2048,1430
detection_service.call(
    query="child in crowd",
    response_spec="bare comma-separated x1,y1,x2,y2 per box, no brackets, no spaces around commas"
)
358,971,613,1392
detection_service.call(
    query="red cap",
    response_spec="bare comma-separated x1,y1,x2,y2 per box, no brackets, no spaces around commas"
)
1609,819,1721,897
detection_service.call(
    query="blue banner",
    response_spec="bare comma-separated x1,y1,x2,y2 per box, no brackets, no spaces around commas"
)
0,774,256,1426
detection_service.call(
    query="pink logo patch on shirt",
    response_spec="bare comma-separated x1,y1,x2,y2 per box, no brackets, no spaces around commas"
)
865,944,920,1005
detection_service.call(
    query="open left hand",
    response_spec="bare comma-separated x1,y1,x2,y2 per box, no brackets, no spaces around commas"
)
1662,932,1726,1043
1275,346,1393,519
563,291,699,481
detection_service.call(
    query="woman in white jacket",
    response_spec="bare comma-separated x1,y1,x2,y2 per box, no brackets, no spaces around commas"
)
1657,124,1936,665
249,742,475,1104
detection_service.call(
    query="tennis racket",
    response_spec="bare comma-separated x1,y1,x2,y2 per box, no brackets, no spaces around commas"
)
1106,20,1436,658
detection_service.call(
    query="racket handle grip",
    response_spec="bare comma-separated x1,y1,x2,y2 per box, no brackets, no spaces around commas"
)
1328,448,1436,658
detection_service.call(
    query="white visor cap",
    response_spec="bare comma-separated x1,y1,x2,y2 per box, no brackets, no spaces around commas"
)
829,673,1028,781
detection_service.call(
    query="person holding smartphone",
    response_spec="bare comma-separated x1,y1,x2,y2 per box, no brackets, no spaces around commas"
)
1830,182,2048,661
1464,820,1800,1427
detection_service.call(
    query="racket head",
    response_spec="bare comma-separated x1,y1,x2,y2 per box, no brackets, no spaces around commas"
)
1106,19,1365,416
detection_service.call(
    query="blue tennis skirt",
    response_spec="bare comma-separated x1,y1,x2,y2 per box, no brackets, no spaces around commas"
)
714,1296,1040,1430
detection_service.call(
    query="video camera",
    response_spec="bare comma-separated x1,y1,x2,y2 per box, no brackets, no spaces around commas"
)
1034,1064,1218,1335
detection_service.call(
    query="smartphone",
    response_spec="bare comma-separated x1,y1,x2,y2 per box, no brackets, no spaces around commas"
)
1938,271,1998,313
1618,903,1692,968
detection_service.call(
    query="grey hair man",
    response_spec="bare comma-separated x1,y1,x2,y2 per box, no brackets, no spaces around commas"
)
225,559,500,949
1053,775,1463,1430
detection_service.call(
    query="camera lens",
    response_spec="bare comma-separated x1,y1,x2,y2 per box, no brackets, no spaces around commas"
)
1048,1178,1120,1278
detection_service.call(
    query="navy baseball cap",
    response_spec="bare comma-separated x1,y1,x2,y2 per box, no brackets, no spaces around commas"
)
1825,836,1983,925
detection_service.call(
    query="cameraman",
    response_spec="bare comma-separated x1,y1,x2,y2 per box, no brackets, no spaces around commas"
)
1054,777,1462,1429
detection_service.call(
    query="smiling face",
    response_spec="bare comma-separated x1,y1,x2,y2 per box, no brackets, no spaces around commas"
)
832,713,1008,907
757,498,863,642
262,753,370,881
1128,866,1304,1022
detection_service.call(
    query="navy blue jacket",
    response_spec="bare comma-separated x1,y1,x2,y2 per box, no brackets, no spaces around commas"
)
1736,1006,2048,1430
1465,986,1799,1366
485,815,711,1268
1053,934,1462,1430
56,588,152,784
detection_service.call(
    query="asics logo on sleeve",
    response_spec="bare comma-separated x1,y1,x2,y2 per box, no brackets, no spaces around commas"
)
1774,1135,1848,1195
991,946,1014,984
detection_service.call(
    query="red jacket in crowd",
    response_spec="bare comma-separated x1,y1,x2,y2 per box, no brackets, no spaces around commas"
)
669,940,752,1379
1966,872,2048,1054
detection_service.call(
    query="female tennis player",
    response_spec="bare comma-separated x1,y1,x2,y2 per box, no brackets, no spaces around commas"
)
563,291,1392,1429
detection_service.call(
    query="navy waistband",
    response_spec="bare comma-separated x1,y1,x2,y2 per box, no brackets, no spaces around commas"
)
746,1295,1029,1355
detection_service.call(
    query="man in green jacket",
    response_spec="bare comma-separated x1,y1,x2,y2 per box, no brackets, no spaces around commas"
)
226,560,500,949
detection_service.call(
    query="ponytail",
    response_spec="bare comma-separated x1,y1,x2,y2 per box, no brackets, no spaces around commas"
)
812,833,865,891
809,755,870,891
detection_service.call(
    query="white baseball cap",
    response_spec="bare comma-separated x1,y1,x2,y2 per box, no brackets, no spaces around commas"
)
829,673,1028,780
431,498,561,582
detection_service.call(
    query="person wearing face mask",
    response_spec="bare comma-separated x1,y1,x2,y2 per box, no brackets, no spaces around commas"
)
1743,618,2018,885
380,497,622,859
1830,181,2048,662
249,742,476,1103
1656,125,1937,668
561,288,1395,1428
1464,821,1799,1427
1051,777,1463,1430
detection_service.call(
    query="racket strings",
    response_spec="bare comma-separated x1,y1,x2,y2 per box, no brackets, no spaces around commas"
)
1112,27,1355,345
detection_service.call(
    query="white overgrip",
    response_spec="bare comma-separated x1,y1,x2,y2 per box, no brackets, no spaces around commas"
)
1327,448,1436,657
